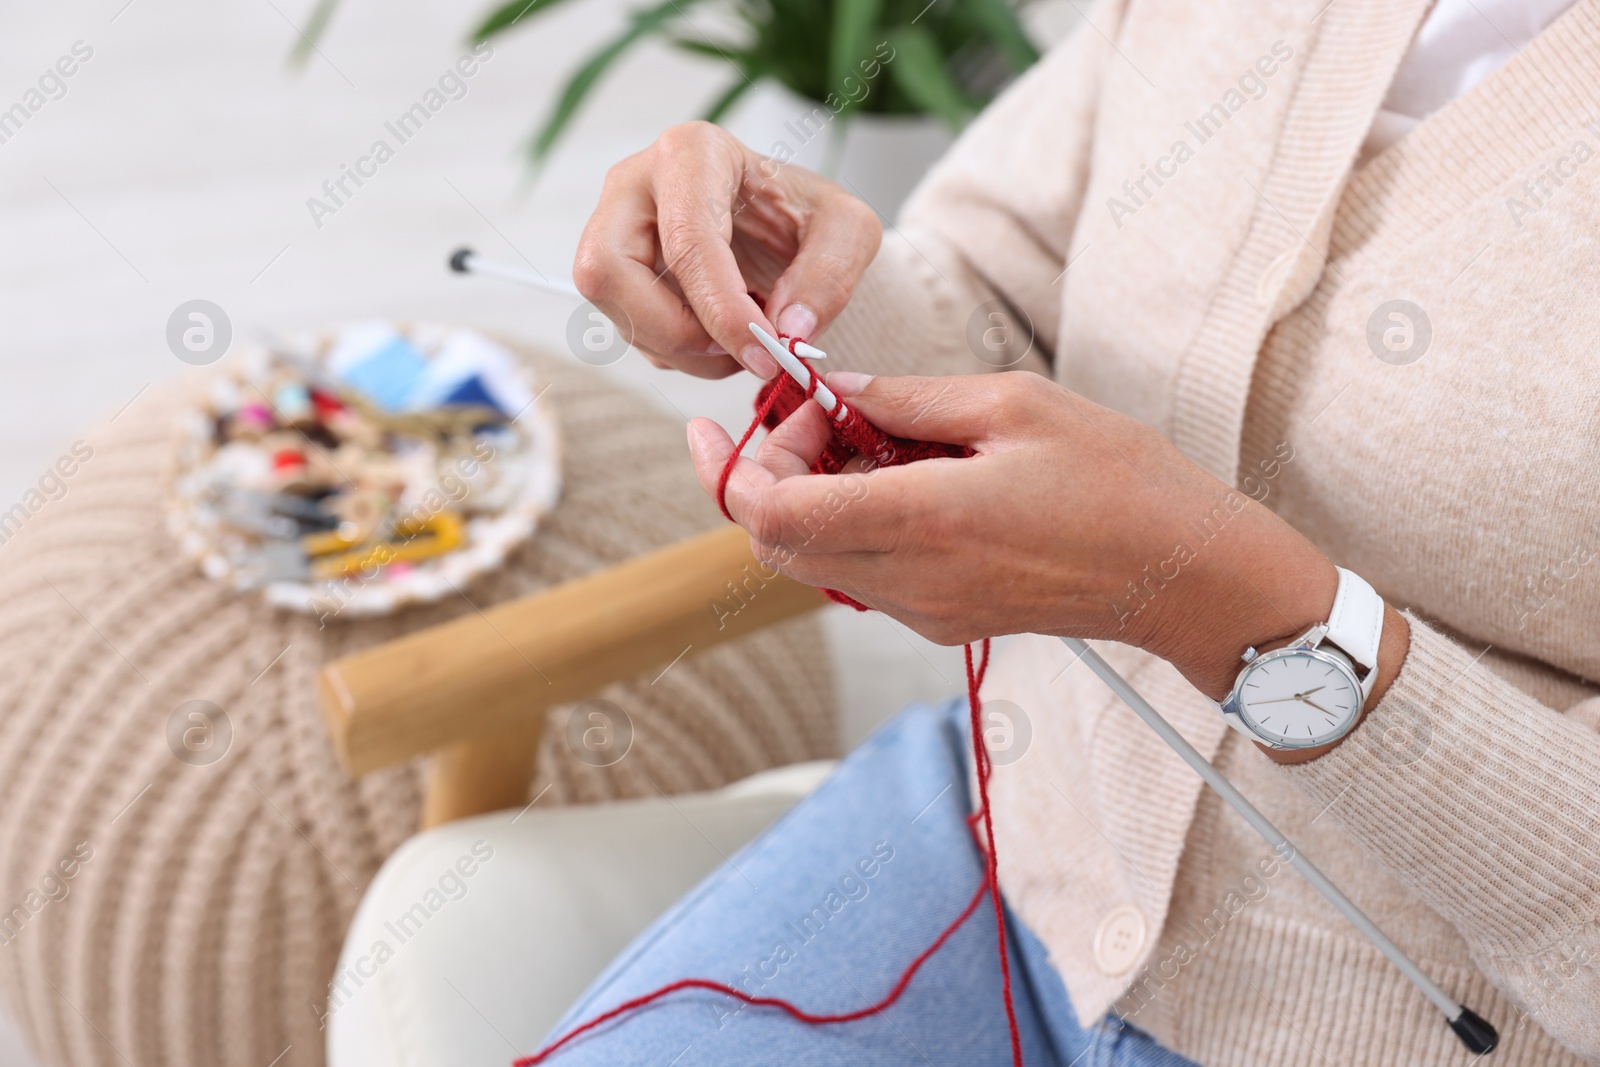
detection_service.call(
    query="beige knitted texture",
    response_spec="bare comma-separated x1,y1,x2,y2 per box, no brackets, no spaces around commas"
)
0,344,836,1067
809,0,1600,1061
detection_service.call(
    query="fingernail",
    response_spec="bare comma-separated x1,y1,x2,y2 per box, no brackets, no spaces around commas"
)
776,303,818,340
706,341,729,355
826,371,874,397
740,344,779,380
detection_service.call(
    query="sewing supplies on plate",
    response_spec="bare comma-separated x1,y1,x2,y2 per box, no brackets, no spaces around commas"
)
167,322,561,617
447,252,1500,1058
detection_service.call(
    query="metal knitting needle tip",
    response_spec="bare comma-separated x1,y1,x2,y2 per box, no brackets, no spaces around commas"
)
1056,636,1498,1056
750,321,827,359
748,323,847,422
451,248,826,360
448,247,584,300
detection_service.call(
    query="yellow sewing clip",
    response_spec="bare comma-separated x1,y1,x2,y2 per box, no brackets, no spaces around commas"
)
309,511,466,579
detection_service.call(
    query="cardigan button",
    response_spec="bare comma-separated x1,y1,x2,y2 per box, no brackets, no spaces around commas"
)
1256,247,1297,306
1093,904,1148,975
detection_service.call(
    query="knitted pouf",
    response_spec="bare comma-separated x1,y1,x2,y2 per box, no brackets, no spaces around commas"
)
0,342,836,1067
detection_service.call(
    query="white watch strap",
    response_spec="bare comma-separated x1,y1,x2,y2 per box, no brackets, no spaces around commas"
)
1326,567,1384,676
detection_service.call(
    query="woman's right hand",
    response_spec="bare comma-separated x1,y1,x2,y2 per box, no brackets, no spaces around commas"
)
573,121,883,379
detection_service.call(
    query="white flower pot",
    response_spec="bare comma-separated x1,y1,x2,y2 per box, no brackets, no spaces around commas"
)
720,82,955,221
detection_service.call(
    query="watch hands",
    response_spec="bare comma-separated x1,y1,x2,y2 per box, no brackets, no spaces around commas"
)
1299,696,1335,716
1251,686,1328,706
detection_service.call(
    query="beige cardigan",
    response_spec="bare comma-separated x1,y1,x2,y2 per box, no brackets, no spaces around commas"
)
818,0,1600,1063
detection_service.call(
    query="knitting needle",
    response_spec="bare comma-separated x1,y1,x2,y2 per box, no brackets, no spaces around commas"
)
770,319,1487,1051
450,248,829,360
449,247,584,298
758,311,1492,1050
1058,636,1498,1055
747,324,847,423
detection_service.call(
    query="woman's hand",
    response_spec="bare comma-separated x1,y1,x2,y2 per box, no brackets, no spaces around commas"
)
573,122,882,380
689,370,1351,703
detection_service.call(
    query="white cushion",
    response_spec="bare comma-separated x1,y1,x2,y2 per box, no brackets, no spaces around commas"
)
326,761,835,1067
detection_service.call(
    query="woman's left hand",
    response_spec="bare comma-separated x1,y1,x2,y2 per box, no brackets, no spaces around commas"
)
689,370,1343,702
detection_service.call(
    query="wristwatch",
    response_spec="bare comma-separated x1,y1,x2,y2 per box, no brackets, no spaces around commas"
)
1219,567,1385,751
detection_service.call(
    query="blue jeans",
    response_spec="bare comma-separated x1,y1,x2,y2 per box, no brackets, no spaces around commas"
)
536,701,1198,1067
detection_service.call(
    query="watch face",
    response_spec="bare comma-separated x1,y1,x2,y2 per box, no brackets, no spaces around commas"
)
1235,649,1363,749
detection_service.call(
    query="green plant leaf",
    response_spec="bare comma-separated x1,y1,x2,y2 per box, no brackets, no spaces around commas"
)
471,0,580,43
529,0,699,163
288,0,343,69
670,37,752,64
962,0,1040,71
701,76,757,125
884,24,973,129
828,0,882,116
745,0,846,106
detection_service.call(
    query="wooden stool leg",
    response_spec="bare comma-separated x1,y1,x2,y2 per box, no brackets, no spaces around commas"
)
420,718,544,829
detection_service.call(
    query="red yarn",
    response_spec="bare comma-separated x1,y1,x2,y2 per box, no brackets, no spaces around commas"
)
713,377,786,524
748,349,972,476
516,866,989,1066
967,640,1024,1067
718,338,971,612
515,351,1021,1067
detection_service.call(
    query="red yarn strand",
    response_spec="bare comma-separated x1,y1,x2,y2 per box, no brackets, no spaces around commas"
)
714,383,785,522
968,642,1022,1067
514,877,990,1066
516,349,1022,1067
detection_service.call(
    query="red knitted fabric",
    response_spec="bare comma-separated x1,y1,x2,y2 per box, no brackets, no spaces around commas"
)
752,359,972,474
716,342,972,612
514,352,1021,1067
